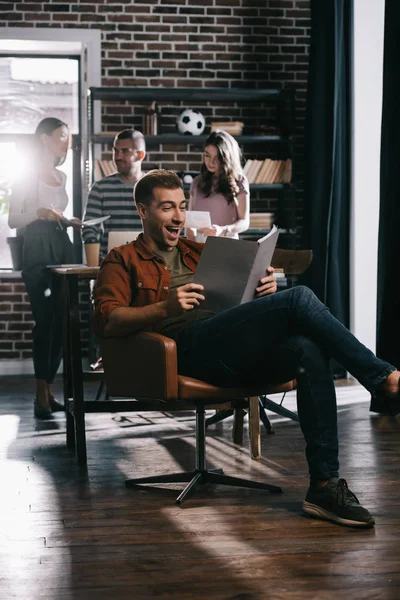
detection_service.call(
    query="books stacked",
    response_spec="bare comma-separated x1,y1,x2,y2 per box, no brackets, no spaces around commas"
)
210,121,244,135
249,212,274,230
94,159,117,180
243,158,292,184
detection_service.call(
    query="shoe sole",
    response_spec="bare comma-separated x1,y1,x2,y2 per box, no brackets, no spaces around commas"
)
302,500,375,528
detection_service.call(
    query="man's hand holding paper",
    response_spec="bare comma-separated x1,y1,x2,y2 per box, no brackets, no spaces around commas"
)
255,267,277,298
166,283,205,316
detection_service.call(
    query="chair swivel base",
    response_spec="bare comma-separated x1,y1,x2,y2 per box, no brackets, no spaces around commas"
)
205,401,276,434
260,395,299,422
125,469,283,505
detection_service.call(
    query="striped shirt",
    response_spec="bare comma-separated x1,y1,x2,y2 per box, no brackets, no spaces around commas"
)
82,174,142,257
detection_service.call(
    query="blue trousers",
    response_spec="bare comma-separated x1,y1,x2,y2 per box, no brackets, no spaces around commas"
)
176,286,395,482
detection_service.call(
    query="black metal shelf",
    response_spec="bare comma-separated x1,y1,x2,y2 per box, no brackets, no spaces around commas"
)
92,133,290,146
89,87,285,103
249,183,290,190
87,85,297,248
181,182,290,191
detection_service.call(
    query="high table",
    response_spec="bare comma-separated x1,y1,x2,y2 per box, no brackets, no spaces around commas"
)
53,265,155,464
52,265,102,464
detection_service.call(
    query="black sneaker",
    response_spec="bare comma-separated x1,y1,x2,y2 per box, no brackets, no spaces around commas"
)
302,478,375,528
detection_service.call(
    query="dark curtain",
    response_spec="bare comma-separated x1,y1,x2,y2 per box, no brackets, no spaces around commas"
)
303,0,351,331
376,0,400,370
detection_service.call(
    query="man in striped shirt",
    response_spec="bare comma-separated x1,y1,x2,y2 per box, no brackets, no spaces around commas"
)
82,129,145,260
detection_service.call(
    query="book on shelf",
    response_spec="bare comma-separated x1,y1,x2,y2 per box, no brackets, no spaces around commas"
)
94,160,104,181
252,159,265,183
261,159,275,183
282,159,292,184
249,212,274,229
242,158,292,184
274,161,286,184
255,159,272,184
268,160,281,184
243,159,253,177
211,121,244,135
192,225,279,313
94,159,117,179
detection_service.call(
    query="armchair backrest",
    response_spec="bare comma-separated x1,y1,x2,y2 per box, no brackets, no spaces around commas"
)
100,332,179,400
271,248,313,275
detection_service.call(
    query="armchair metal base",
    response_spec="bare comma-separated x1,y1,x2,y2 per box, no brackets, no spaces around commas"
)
205,398,278,434
259,395,299,422
126,467,282,505
125,404,283,505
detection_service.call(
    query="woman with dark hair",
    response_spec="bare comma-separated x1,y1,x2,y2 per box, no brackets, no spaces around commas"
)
187,130,250,242
8,117,80,418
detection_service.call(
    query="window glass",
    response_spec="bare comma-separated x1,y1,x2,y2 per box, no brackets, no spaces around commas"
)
0,57,79,134
0,57,79,268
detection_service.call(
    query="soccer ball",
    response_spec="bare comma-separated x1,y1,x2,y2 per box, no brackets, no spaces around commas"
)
182,173,193,184
176,109,205,135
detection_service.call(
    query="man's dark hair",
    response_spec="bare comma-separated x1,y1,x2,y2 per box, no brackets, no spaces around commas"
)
134,169,183,206
114,128,146,151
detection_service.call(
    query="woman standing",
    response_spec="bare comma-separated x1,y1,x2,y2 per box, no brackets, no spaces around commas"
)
187,130,250,242
9,117,80,419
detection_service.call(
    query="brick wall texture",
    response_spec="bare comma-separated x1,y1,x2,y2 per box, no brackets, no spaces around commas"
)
1,0,311,363
0,276,89,362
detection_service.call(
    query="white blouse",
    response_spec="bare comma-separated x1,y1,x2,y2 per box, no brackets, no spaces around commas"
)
8,171,68,230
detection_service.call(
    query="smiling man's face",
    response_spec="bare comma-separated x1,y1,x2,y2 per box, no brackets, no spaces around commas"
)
137,186,187,252
113,138,139,177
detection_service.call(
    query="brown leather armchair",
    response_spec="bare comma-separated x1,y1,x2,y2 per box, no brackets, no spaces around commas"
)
100,331,292,504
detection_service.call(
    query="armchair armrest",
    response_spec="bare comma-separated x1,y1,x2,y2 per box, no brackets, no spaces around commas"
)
100,332,179,400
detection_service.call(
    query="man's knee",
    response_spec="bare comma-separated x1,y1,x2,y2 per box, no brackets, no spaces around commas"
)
289,334,330,370
291,285,315,301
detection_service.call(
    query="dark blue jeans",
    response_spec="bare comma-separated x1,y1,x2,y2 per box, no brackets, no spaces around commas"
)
176,286,395,483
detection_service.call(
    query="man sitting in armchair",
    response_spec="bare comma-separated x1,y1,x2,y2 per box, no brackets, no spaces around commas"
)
93,169,400,529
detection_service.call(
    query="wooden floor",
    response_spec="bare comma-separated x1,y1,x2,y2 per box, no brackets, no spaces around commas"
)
1,376,400,600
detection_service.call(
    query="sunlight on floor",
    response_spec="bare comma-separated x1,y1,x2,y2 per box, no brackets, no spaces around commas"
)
162,505,277,596
0,414,20,458
0,414,71,595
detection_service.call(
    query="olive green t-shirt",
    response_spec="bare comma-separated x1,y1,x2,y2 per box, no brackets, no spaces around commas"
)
155,247,214,341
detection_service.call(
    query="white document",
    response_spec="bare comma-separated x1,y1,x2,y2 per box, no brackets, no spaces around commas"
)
82,215,111,227
60,215,111,227
184,210,212,229
192,225,279,313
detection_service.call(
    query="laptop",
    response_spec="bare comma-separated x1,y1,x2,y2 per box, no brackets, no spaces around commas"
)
107,231,141,252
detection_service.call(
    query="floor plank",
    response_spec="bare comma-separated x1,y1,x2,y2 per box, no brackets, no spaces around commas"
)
1,375,400,599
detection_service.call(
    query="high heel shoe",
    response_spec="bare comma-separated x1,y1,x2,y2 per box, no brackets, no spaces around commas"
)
33,399,53,420
49,396,65,412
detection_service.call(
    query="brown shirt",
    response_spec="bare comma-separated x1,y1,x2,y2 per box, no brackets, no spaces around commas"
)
93,234,204,337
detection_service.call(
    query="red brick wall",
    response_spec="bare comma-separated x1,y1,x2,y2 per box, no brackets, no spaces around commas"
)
0,276,33,361
2,0,310,180
0,275,89,363
1,0,311,363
